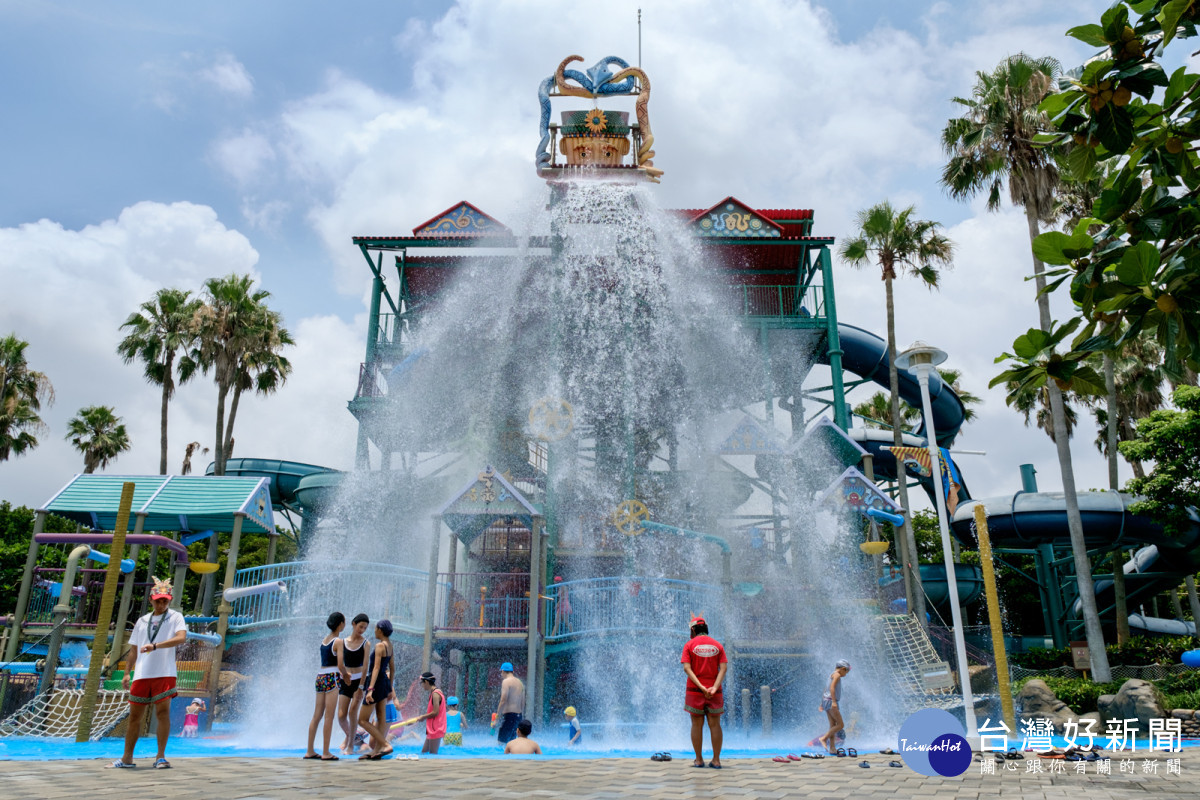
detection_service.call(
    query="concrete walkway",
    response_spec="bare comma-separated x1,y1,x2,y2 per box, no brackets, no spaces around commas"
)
4,749,1200,799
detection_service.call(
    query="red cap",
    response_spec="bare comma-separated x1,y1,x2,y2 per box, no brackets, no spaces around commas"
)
690,616,706,626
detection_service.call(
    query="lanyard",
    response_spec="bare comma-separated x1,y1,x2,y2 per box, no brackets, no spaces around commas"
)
147,613,169,644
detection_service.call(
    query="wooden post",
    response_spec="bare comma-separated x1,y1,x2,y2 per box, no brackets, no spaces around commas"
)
974,504,1015,731
107,529,144,672
207,514,244,731
524,518,543,723
198,532,220,615
421,516,442,673
265,533,278,567
76,481,136,742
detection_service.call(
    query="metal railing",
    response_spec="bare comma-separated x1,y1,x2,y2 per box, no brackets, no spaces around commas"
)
356,362,385,398
730,284,824,318
230,561,434,632
543,577,721,642
436,572,534,632
25,568,149,626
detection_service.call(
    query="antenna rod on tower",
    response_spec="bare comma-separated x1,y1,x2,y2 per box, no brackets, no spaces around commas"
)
638,8,642,68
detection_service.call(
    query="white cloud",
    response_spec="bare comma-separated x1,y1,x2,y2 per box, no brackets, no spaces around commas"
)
212,129,276,184
200,52,255,99
0,202,359,506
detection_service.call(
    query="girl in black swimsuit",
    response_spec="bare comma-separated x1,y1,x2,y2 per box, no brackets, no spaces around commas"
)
337,614,370,754
357,619,394,760
305,612,344,760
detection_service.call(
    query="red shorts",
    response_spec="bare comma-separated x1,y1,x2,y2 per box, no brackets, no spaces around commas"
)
129,677,177,706
685,688,724,715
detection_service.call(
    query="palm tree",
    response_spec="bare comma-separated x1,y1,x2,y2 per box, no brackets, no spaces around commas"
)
840,201,954,630
1009,382,1079,442
181,441,209,475
854,368,980,431
0,334,54,462
192,274,293,475
65,406,131,473
117,288,201,475
942,53,1112,681
853,391,920,430
220,317,294,462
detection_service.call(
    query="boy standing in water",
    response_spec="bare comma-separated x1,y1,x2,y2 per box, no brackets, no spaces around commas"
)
681,616,727,769
110,577,188,769
564,706,582,745
494,662,525,745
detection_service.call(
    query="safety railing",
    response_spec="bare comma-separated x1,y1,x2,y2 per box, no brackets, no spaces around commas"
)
230,561,434,633
356,362,386,398
24,568,148,626
729,284,824,318
436,572,534,633
543,577,721,642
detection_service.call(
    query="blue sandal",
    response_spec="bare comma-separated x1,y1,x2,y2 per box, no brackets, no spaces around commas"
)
153,758,171,769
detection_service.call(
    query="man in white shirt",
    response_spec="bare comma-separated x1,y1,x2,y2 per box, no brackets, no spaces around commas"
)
110,576,187,769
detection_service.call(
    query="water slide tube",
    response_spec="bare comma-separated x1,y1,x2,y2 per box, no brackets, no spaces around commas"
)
86,549,135,574
221,581,287,602
207,458,340,509
950,492,1200,632
826,323,968,447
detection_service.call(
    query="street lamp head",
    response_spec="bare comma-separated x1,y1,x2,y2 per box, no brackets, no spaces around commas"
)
895,340,948,371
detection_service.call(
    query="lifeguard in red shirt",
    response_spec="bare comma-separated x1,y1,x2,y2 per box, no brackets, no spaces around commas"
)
681,615,728,769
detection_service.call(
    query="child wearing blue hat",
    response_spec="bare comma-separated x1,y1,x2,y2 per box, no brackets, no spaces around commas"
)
444,695,467,746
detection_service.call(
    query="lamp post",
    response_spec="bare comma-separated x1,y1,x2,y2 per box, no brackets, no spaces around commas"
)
895,341,977,738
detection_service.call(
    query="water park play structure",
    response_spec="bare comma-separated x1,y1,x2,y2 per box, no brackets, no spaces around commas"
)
3,53,1199,746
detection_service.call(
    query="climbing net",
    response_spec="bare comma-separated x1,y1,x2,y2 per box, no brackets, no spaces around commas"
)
876,614,963,711
0,687,129,740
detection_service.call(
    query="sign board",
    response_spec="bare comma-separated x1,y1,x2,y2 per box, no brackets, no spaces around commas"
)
1070,641,1091,670
920,661,955,692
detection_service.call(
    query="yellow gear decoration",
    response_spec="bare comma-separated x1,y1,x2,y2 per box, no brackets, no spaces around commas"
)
528,397,574,441
611,500,649,536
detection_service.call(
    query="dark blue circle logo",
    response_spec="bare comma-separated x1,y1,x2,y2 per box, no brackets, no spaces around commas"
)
897,709,970,776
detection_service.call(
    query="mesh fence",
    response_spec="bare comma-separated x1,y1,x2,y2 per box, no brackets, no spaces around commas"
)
877,614,967,711
0,688,129,740
1012,662,1193,683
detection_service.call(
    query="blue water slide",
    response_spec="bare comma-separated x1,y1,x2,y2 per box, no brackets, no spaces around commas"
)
827,323,968,447
950,492,1200,633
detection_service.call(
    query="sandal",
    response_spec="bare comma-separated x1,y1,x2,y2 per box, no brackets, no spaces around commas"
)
108,760,136,769
858,760,870,768
835,748,846,757
651,752,671,762
848,748,858,758
772,756,790,763
153,758,171,770
786,754,802,761
888,760,903,768
879,748,896,755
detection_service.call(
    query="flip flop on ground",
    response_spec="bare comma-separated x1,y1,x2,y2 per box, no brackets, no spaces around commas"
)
692,760,706,768
651,752,672,761
772,756,790,762
786,754,802,761
888,761,903,768
858,760,870,768
108,760,136,769
303,754,321,760
879,748,896,755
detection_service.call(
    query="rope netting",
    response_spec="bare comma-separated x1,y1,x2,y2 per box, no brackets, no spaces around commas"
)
877,614,964,710
0,688,129,740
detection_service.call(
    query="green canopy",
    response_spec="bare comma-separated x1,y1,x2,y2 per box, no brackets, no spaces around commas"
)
40,474,275,535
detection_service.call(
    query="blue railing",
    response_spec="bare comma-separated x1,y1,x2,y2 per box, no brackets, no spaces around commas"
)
227,563,722,642
543,577,722,642
230,561,434,633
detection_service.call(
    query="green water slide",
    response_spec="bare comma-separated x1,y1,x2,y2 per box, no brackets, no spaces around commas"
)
206,458,343,542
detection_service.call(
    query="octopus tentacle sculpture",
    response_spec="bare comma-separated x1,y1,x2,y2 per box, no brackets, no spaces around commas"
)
608,66,661,179
536,55,653,176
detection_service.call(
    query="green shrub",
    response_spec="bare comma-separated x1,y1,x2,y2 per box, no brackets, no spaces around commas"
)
1014,675,1130,713
1157,671,1200,695
1011,646,1071,670
1161,690,1200,711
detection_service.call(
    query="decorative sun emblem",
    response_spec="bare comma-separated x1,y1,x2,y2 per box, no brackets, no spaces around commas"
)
583,109,608,133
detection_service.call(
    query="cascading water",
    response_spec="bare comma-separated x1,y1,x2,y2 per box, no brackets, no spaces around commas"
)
246,179,904,751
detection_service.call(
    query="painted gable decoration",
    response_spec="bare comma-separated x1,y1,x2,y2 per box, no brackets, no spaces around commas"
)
413,202,511,237
718,414,784,455
691,198,783,239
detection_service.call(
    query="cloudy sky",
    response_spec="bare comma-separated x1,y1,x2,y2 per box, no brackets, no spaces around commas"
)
0,0,1129,511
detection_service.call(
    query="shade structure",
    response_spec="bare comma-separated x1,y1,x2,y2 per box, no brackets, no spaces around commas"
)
39,474,275,535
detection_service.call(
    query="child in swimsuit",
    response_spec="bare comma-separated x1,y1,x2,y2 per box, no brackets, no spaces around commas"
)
181,699,205,737
444,695,467,746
